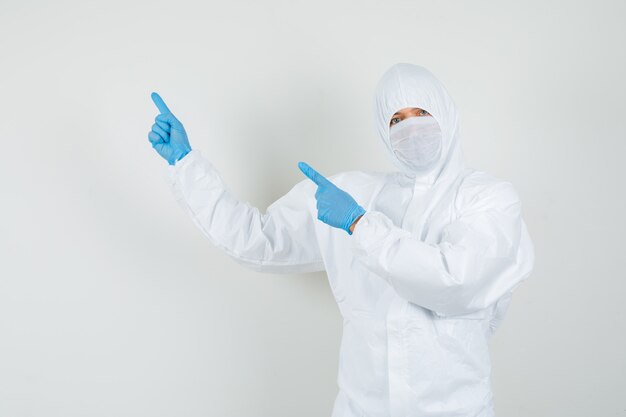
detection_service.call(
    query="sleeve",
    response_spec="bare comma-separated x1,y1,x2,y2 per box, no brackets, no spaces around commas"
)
349,180,535,316
488,290,514,336
164,149,326,274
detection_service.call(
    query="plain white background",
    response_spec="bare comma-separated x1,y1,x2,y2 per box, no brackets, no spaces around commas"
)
1,0,624,416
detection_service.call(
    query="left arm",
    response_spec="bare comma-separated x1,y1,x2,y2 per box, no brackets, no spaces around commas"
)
349,181,534,316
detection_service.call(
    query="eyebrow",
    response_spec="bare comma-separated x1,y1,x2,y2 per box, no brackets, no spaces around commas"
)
392,107,421,116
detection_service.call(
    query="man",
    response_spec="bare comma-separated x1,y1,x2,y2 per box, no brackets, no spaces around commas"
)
147,63,535,417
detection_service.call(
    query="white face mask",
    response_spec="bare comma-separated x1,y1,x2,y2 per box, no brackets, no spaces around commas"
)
389,116,442,172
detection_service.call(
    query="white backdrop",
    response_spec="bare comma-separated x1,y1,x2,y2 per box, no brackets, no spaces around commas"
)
1,0,624,416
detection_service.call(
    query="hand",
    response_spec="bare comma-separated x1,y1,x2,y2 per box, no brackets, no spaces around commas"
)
298,161,366,235
148,92,192,165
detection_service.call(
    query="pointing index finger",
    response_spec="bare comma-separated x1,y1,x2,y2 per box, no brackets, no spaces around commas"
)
151,92,172,114
298,161,330,187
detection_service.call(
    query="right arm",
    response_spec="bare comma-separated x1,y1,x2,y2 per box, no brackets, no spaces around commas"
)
165,149,325,274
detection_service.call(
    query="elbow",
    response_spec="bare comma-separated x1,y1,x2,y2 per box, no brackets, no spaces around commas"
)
389,269,475,316
436,281,489,316
433,254,528,317
391,267,490,317
429,280,486,317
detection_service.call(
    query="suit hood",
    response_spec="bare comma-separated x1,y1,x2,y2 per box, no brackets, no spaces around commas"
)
373,63,465,186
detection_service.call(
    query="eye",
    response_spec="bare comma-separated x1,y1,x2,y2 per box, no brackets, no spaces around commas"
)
420,109,430,116
390,117,401,126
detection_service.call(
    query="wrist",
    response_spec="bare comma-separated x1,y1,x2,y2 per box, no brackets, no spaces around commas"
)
348,209,366,235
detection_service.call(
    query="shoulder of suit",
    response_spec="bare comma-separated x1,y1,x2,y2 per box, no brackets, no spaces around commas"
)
456,169,521,210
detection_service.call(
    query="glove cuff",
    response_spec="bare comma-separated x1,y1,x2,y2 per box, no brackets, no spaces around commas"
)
169,148,192,166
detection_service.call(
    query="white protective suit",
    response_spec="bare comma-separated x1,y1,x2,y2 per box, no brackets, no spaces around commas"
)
164,63,535,417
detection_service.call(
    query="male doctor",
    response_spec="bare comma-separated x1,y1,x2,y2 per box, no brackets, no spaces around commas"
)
147,63,534,417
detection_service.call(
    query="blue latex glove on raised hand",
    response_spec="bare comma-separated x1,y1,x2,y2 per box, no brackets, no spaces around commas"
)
148,92,192,165
298,162,366,235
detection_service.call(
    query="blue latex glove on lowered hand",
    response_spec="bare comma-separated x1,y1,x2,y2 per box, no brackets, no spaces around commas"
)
148,92,192,165
298,162,366,235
